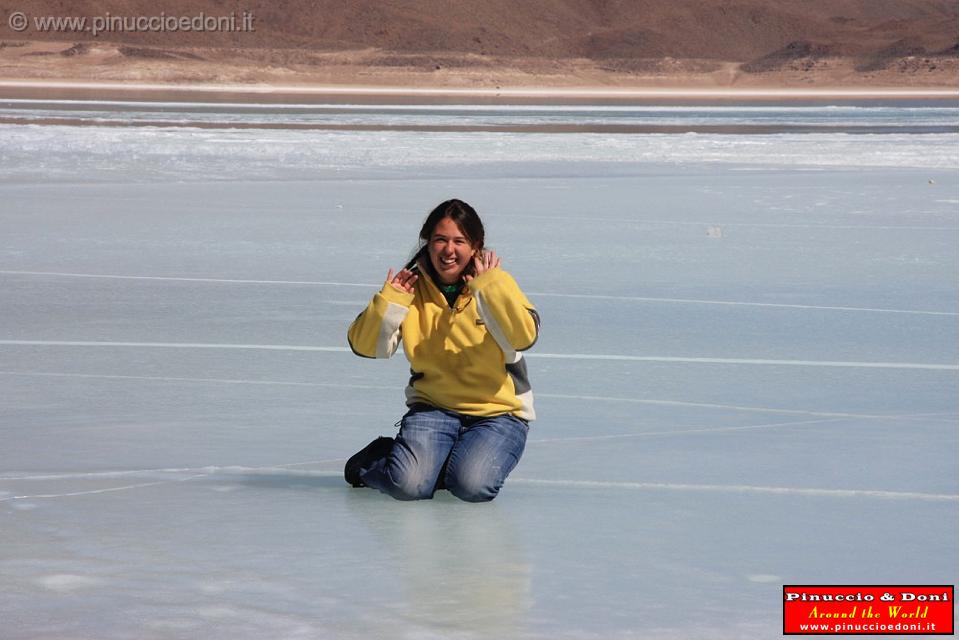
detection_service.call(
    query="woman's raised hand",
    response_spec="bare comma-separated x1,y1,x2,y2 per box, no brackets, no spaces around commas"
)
465,250,501,282
386,268,418,293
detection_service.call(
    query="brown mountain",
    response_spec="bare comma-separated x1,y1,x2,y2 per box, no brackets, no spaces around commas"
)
2,0,959,88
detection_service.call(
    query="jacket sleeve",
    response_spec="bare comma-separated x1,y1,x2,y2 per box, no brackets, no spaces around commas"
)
347,282,415,358
467,268,540,354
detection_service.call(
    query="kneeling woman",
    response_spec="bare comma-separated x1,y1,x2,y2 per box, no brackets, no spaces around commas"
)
345,199,539,502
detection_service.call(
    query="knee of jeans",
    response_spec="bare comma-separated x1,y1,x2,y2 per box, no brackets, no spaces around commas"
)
446,469,501,503
388,467,436,501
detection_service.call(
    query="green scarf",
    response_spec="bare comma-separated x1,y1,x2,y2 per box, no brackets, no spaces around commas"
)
439,281,463,308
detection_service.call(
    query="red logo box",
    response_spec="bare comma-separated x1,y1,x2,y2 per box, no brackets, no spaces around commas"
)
783,585,954,635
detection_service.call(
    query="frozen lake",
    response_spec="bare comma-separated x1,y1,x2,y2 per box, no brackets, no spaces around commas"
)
1,102,958,639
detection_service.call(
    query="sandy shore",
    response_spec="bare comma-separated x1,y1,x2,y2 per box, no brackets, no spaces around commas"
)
3,38,959,105
5,115,957,135
3,79,959,105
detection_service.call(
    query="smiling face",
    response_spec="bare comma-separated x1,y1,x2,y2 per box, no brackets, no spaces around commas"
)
427,216,476,284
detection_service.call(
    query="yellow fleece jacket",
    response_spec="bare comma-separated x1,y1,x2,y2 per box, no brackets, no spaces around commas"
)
347,267,539,420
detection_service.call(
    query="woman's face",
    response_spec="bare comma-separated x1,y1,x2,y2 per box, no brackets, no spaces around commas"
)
427,216,476,284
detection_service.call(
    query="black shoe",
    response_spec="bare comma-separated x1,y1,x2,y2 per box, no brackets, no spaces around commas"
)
344,436,394,488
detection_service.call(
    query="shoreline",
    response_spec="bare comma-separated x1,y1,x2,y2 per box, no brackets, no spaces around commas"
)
1,116,957,136
3,79,959,106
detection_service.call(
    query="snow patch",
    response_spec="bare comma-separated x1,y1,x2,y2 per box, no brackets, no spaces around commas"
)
195,606,242,619
35,574,105,591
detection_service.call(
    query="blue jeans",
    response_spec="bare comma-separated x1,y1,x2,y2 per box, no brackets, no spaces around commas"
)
360,404,529,502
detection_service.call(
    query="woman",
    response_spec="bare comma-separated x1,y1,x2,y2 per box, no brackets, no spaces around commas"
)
345,199,540,502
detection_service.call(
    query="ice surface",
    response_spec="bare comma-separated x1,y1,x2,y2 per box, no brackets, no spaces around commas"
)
1,104,958,639
4,99,959,128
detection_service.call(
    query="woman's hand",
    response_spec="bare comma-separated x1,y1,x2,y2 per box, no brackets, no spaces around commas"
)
464,250,501,282
386,268,418,293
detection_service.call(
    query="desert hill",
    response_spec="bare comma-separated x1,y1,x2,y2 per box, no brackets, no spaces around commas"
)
2,0,958,88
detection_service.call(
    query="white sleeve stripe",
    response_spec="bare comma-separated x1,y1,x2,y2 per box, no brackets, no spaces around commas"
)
376,301,409,358
474,291,517,361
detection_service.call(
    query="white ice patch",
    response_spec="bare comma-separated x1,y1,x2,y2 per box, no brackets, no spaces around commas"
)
195,606,242,619
209,484,240,493
2,124,959,185
35,574,105,592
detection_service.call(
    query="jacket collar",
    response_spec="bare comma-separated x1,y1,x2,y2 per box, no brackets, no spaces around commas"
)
416,259,473,310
